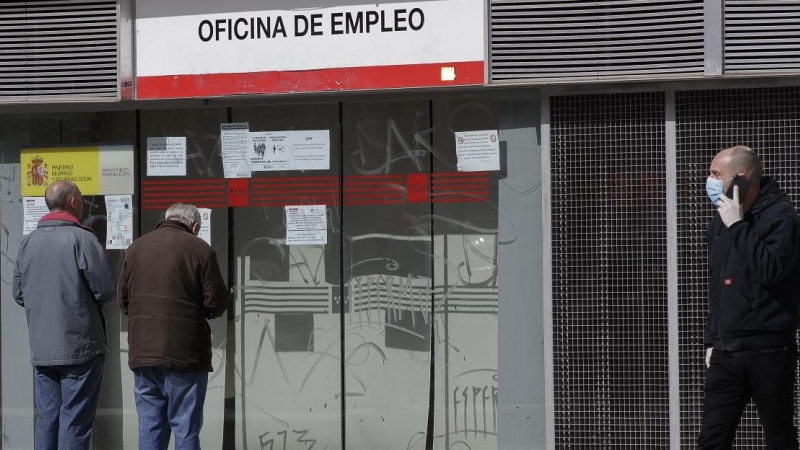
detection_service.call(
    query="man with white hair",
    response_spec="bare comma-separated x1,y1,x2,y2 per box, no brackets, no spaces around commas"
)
118,203,228,450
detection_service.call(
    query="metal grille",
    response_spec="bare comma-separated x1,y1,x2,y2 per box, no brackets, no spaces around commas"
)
725,1,800,73
550,92,670,448
490,1,705,82
0,0,119,102
676,86,800,448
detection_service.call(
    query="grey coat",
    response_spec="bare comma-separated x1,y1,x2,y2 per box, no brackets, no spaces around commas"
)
12,217,116,366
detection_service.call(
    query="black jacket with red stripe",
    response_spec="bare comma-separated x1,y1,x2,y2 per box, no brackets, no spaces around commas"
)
705,177,800,351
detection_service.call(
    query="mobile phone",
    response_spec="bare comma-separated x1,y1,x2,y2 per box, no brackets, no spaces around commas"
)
726,175,750,199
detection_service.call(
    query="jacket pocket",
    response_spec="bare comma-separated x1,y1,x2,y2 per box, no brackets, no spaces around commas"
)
722,280,760,331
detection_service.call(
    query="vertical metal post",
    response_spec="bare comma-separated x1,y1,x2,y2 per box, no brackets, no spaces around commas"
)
541,92,555,450
665,89,682,450
704,0,724,76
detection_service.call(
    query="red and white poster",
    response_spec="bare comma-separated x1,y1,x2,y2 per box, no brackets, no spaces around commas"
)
135,0,486,99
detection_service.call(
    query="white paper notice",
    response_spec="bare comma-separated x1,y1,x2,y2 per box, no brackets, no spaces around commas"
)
250,130,330,172
285,205,327,245
105,195,134,249
198,208,212,246
454,130,501,172
147,137,186,176
220,123,252,178
23,197,49,235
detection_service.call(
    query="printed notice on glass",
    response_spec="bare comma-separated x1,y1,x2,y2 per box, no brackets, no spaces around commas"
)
285,205,327,245
105,195,134,249
147,137,186,176
23,197,48,235
454,130,501,172
198,208,211,246
249,130,330,172
220,123,252,179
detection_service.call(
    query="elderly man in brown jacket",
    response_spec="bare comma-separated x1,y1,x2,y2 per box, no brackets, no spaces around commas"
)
118,203,228,450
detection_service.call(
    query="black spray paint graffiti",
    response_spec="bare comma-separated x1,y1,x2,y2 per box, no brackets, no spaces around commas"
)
452,385,498,438
258,428,320,450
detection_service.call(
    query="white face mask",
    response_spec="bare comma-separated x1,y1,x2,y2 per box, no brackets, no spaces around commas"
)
706,175,733,205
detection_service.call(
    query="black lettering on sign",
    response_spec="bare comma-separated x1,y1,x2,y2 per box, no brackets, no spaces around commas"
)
331,12,344,35
394,9,407,31
310,14,323,36
409,8,425,30
346,12,363,34
295,14,309,37
198,20,213,41
365,11,379,33
234,17,248,39
274,16,287,37
197,7,425,42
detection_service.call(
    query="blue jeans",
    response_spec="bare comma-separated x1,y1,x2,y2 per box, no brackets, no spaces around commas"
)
133,367,208,450
34,354,105,450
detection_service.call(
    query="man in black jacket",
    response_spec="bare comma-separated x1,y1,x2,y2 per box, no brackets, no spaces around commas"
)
699,145,800,449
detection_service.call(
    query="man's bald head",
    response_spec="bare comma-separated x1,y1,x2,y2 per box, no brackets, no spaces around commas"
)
44,181,83,219
718,145,763,184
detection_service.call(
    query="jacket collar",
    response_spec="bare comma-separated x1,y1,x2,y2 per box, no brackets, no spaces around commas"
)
38,212,94,233
750,176,791,215
155,220,194,234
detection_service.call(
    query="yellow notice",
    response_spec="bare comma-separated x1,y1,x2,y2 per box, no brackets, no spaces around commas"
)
21,147,100,196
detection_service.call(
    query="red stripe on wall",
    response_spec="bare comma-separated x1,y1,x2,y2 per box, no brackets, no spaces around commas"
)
140,171,491,208
136,61,485,99
141,179,228,210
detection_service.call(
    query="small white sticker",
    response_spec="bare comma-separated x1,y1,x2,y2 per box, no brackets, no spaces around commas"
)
198,208,212,246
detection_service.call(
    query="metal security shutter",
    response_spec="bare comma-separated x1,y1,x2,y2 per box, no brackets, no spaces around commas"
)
0,0,119,102
725,0,800,73
676,87,800,449
550,92,670,448
725,1,800,73
491,1,705,82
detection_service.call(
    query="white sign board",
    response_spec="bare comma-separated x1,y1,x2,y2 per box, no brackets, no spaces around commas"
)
250,130,330,171
220,123,252,179
135,0,485,98
22,197,48,235
455,130,500,172
105,195,134,249
285,205,327,245
147,137,187,176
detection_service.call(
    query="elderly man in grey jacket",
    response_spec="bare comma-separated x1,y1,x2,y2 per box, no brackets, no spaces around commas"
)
12,180,116,450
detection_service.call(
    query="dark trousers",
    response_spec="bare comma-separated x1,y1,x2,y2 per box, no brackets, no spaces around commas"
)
698,346,799,449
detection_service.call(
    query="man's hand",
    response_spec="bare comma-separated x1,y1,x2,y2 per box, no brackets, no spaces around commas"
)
717,185,743,228
705,347,713,369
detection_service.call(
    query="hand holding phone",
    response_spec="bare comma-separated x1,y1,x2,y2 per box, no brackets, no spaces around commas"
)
726,175,750,199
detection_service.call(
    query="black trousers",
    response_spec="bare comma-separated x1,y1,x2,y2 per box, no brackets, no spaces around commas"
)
698,346,799,449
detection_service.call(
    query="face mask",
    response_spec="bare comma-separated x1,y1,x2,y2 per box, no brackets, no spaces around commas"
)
706,176,733,205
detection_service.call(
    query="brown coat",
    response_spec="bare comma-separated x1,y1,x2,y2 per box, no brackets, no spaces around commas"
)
118,220,229,371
